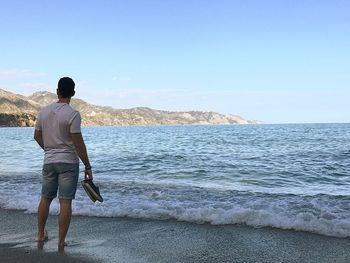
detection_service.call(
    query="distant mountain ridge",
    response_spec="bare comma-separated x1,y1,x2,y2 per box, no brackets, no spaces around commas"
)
0,88,262,127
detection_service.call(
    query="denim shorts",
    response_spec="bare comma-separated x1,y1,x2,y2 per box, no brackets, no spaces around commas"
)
41,163,79,199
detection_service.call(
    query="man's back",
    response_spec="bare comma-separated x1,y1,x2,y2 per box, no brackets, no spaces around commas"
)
36,102,81,164
34,77,93,251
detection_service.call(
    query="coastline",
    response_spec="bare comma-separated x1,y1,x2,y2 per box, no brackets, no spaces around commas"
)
1,208,350,263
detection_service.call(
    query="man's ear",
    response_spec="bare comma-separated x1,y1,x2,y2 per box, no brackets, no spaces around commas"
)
71,90,75,97
57,89,60,96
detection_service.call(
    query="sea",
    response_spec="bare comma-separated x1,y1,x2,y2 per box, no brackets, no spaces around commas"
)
0,124,349,238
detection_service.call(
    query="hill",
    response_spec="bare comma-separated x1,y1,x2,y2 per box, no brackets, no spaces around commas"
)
0,88,261,127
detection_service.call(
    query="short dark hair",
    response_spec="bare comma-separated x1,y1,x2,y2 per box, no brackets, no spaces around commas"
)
58,77,75,98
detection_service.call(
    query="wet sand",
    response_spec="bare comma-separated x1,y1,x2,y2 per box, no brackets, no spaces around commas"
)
0,208,349,263
0,245,96,263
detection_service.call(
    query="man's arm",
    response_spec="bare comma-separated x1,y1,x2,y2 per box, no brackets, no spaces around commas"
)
34,130,44,150
71,132,93,180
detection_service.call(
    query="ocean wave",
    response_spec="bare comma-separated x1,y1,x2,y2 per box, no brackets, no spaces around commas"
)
1,180,349,238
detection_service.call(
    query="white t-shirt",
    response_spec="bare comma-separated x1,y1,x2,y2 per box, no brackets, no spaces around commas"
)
35,102,81,164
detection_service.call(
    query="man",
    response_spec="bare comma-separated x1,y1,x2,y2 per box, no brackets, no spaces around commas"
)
34,77,92,251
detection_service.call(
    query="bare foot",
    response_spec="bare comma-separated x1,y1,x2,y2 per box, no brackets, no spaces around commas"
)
58,241,68,252
37,229,48,242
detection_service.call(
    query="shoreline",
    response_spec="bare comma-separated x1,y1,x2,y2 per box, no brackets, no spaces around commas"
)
1,208,350,263
0,122,258,128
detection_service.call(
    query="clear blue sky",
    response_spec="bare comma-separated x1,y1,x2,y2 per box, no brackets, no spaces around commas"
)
0,0,349,123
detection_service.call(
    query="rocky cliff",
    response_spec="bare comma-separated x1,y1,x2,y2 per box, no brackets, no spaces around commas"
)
0,88,261,127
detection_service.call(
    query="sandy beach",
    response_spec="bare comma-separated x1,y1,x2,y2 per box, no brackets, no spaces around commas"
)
0,208,349,263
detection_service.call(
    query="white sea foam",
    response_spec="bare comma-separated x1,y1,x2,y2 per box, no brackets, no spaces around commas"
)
1,179,349,238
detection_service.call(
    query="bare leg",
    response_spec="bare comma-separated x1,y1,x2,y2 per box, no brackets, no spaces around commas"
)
37,197,52,241
58,199,72,250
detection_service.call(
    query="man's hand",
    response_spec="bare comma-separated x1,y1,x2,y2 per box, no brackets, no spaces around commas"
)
85,167,93,180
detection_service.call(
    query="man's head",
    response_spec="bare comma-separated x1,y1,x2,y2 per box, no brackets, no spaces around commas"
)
57,77,75,98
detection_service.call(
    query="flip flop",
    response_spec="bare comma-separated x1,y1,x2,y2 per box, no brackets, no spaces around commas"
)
81,179,103,203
